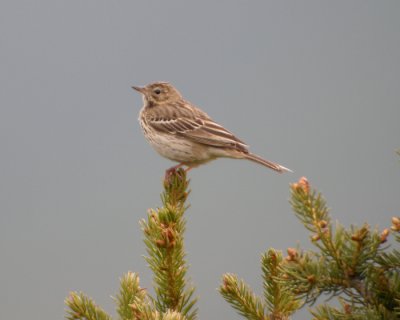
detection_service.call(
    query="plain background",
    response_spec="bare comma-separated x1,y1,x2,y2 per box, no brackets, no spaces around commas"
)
1,1,399,319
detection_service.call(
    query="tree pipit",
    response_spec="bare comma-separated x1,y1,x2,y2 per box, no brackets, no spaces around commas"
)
132,82,291,176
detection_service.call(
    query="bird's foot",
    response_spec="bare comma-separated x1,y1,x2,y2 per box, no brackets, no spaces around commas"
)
165,163,186,181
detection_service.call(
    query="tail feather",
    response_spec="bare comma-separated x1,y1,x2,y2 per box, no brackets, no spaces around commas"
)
245,153,292,173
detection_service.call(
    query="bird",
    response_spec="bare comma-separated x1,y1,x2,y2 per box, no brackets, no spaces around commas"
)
132,82,292,175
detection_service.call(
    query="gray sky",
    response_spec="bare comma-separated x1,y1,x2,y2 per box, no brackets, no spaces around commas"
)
1,1,399,319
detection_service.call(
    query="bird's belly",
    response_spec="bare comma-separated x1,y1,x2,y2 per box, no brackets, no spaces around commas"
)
145,131,211,163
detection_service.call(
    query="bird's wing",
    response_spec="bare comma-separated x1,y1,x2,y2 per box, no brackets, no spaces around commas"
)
145,103,249,152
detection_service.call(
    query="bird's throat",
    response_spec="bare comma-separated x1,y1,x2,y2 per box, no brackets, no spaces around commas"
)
146,100,156,108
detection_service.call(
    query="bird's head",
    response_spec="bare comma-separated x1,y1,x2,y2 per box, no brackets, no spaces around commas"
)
132,82,182,106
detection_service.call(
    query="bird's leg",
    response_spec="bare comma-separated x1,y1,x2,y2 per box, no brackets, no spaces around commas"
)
184,166,194,173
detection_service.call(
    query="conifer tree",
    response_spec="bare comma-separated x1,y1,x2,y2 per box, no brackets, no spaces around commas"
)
65,170,400,319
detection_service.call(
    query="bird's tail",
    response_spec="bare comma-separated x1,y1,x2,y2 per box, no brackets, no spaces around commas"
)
245,153,292,173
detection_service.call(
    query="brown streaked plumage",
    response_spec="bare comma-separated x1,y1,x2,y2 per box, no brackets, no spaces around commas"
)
132,82,292,174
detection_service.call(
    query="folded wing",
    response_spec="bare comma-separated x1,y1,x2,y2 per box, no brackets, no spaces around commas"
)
145,103,249,153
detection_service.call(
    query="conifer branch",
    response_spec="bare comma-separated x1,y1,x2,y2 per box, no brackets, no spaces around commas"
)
130,307,187,320
309,300,391,320
65,292,112,320
140,169,197,320
373,250,400,271
391,217,400,243
281,177,400,317
262,249,301,319
65,169,196,320
161,310,188,320
220,273,267,320
115,272,148,320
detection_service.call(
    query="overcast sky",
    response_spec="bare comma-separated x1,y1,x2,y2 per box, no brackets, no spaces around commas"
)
1,1,399,319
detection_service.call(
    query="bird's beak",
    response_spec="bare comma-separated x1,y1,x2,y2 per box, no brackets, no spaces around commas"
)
131,86,145,94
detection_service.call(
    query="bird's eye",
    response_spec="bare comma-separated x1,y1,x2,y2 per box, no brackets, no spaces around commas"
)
154,88,161,95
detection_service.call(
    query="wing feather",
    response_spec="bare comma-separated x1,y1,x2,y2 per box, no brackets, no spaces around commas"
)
145,102,249,152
